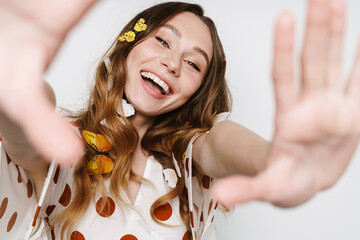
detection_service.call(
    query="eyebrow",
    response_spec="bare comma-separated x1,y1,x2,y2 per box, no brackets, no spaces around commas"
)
163,24,210,66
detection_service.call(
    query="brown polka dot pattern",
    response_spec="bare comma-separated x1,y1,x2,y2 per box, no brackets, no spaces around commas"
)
95,197,115,217
208,200,213,215
59,184,71,207
182,230,190,240
15,165,22,183
0,197,8,219
120,234,138,240
27,180,33,198
7,212,17,232
185,158,189,177
190,210,194,228
53,166,60,184
193,203,199,214
202,175,210,189
0,136,2,141
70,231,85,240
32,206,41,226
154,202,172,221
46,205,56,217
51,229,55,240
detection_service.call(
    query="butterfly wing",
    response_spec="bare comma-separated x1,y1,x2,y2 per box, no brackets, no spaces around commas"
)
82,130,112,152
119,31,136,42
95,134,112,152
134,18,147,32
82,130,98,151
88,155,114,175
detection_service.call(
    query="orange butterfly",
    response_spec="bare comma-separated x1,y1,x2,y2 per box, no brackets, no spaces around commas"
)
82,130,114,175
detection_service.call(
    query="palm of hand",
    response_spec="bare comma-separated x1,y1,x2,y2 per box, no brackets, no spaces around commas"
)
0,0,97,164
267,91,360,207
213,0,360,207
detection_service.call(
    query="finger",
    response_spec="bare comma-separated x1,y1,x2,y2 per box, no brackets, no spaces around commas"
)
21,94,84,165
346,37,360,101
4,0,99,67
301,0,330,91
0,83,84,165
22,100,84,165
211,175,266,205
272,12,297,112
0,46,84,165
326,0,345,89
211,156,316,207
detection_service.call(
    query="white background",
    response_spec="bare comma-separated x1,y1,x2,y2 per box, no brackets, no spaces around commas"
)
45,0,360,239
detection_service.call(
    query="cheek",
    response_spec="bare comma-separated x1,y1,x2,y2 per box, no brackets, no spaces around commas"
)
127,40,158,64
181,76,203,99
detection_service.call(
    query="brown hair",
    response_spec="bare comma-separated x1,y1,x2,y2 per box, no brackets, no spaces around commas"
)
53,2,231,239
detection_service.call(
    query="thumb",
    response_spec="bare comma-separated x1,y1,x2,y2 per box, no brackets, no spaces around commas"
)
6,87,84,165
211,174,268,205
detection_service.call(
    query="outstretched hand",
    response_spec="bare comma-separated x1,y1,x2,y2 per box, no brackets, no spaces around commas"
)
212,0,360,207
0,0,98,164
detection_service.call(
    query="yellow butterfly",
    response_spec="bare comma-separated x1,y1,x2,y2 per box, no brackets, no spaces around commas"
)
87,154,114,175
118,31,136,42
82,130,114,175
133,18,147,32
118,18,147,43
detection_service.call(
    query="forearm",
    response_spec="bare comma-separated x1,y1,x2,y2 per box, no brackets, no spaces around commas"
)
193,120,271,178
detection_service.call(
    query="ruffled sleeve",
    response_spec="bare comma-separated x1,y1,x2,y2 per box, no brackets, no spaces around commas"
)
0,130,76,239
0,138,47,239
183,133,217,240
25,162,75,239
183,112,230,240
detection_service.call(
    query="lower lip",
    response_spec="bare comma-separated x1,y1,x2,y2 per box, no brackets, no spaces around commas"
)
140,75,169,99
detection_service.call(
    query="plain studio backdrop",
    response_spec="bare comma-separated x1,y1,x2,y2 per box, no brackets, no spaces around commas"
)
44,0,360,239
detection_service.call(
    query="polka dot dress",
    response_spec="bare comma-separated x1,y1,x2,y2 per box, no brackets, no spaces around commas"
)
0,131,219,240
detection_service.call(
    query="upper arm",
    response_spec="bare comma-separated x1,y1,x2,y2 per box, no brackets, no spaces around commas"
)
193,120,270,178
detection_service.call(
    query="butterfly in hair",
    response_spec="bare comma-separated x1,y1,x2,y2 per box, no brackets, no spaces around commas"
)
118,18,147,42
82,130,114,175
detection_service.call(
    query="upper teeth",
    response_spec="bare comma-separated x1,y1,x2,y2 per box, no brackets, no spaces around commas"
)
141,72,170,95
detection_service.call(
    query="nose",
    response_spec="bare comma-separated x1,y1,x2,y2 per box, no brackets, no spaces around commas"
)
160,53,181,76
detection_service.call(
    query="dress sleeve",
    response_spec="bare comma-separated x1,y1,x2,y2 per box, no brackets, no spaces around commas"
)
183,133,218,240
0,122,77,239
26,162,75,239
0,140,40,239
183,112,230,240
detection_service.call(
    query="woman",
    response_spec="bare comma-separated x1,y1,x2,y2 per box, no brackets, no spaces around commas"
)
0,0,359,239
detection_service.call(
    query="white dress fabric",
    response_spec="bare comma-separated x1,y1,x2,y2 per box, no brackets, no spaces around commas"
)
0,127,223,240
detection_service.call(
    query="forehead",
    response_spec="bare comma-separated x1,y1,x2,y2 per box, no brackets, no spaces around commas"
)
162,12,213,60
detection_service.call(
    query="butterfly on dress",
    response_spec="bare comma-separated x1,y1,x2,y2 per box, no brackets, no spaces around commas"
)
118,18,147,42
82,130,114,175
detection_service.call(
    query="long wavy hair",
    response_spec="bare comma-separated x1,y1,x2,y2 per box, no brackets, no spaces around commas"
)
53,2,231,239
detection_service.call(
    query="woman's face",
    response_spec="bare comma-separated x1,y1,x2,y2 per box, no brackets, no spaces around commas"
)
125,12,213,117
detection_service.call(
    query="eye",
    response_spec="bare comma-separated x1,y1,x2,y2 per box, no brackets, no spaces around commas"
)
186,61,200,72
156,36,169,48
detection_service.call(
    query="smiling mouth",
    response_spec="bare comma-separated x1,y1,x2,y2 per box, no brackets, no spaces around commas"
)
140,71,171,95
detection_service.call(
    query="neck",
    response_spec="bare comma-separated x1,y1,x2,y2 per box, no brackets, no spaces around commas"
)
128,112,155,140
